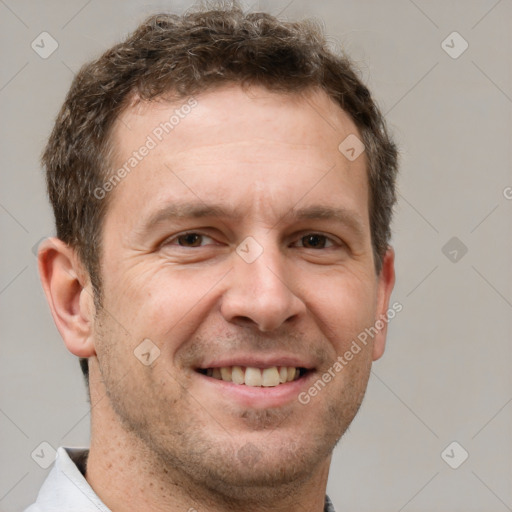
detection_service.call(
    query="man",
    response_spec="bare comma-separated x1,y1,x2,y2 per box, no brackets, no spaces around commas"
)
28,3,398,511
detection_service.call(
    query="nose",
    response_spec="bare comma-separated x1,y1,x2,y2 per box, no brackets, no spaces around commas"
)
220,240,306,332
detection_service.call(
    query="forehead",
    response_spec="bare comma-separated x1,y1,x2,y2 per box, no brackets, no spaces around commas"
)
115,85,362,156
105,84,369,233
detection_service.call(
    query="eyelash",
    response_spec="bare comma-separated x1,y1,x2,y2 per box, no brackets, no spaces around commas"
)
167,232,215,248
163,231,340,249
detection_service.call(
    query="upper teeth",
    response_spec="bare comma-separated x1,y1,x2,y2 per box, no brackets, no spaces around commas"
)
205,366,299,387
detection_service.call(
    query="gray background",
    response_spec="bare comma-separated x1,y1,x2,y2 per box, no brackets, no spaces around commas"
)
1,1,511,511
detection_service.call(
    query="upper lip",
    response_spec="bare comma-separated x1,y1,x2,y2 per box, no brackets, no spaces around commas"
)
196,354,316,370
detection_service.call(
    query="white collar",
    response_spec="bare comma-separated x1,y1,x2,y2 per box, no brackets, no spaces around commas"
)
25,446,110,511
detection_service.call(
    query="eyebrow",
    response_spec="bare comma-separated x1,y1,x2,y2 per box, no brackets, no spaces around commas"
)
139,202,366,238
288,205,365,237
140,203,236,231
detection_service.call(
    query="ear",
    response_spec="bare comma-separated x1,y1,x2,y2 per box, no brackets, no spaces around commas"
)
372,246,396,361
38,237,96,358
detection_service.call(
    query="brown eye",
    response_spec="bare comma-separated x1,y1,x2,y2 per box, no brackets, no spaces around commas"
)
176,233,204,247
163,231,218,250
300,234,331,249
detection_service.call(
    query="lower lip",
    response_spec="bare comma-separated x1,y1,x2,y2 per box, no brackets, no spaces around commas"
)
196,371,316,409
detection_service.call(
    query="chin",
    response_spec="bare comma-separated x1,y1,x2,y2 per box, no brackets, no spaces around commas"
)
170,429,334,494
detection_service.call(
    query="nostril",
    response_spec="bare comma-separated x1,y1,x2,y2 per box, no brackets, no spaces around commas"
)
229,315,267,331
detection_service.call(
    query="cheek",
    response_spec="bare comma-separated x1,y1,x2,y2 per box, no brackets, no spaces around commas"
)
310,271,377,351
102,262,228,350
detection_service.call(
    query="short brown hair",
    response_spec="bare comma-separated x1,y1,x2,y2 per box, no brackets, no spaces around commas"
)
42,3,398,382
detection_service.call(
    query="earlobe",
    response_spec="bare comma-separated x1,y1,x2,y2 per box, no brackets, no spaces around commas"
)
372,246,396,361
38,237,96,358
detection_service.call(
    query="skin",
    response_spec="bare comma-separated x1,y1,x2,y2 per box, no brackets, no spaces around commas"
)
39,84,395,512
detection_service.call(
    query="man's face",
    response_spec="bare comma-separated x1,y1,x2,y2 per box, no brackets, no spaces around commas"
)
92,85,394,489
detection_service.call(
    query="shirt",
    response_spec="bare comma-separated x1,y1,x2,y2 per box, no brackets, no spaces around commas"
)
25,447,337,512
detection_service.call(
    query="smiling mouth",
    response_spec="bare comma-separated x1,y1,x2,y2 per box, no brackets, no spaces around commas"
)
196,366,309,387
